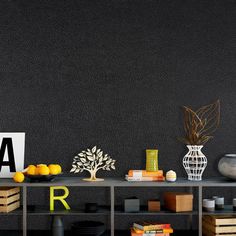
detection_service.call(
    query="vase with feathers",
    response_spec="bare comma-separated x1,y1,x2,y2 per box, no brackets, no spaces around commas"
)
179,100,220,181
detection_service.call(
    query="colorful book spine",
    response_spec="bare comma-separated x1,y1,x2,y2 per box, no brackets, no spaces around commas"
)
133,223,171,231
133,227,173,234
128,170,163,177
131,229,170,236
126,175,165,182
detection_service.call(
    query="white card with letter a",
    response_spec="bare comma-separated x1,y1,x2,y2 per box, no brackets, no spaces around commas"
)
0,133,25,178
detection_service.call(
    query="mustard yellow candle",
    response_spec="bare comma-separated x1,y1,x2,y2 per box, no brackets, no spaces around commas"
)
146,149,158,171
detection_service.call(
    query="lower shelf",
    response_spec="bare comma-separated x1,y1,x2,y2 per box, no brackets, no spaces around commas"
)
0,230,199,236
202,205,236,215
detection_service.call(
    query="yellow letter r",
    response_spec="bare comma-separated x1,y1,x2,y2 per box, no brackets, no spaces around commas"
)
50,186,70,211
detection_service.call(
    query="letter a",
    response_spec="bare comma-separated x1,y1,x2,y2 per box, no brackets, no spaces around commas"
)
0,138,16,172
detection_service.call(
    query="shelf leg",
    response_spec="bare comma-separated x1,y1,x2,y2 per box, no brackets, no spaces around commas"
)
198,186,202,236
23,186,27,236
110,186,114,236
188,186,193,230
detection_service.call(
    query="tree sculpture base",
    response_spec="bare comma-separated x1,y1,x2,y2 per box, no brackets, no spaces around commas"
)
83,178,104,182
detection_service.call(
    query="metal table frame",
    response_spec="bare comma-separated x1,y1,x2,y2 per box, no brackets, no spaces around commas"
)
0,177,234,236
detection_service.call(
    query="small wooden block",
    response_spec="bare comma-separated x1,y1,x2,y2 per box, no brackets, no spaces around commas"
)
164,192,193,212
148,200,160,212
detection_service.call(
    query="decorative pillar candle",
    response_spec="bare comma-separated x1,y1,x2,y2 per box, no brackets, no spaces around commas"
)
213,196,224,210
146,149,158,171
215,197,224,210
166,170,177,182
203,199,215,212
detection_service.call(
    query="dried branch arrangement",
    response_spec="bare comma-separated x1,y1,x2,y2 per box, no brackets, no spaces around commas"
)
179,100,220,145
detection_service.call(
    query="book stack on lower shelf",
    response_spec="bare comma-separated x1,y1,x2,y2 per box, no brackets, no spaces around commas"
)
131,222,173,236
126,170,165,181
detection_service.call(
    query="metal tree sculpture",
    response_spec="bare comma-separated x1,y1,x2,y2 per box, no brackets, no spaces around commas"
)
70,146,116,181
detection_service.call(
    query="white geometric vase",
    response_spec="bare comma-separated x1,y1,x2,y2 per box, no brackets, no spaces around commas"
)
183,145,207,181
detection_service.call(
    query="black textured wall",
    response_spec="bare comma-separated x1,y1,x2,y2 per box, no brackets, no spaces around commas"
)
1,0,236,231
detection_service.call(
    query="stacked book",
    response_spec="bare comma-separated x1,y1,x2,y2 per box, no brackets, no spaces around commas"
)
131,222,173,236
125,170,165,182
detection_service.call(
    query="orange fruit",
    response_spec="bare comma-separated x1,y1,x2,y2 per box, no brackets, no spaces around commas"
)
48,164,59,175
55,164,62,174
37,164,47,167
28,164,35,168
13,172,25,183
35,167,40,175
27,165,36,175
38,165,50,175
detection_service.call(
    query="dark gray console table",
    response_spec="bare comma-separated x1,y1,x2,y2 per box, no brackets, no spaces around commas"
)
0,177,235,236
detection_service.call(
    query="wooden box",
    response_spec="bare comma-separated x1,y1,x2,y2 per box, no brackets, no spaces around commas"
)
148,199,160,212
203,215,236,236
0,187,20,213
164,192,193,212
